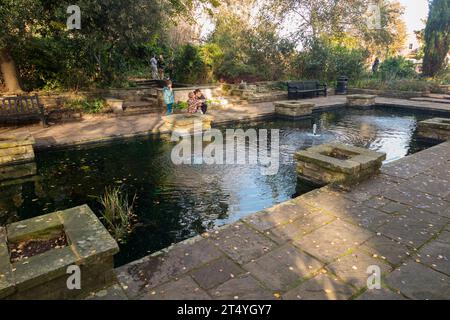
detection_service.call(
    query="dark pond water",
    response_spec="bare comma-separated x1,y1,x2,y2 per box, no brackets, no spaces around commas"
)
0,107,440,266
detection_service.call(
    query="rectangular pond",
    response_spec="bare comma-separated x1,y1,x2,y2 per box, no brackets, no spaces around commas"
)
0,107,442,266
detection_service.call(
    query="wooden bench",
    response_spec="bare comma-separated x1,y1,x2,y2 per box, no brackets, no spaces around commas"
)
0,94,47,127
287,81,327,100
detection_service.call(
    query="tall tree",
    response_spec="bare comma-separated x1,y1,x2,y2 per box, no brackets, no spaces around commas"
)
422,0,450,77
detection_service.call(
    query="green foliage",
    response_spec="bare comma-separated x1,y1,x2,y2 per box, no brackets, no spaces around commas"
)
354,78,438,92
174,101,188,110
99,186,137,243
422,0,450,77
66,98,107,114
172,43,223,84
378,56,417,80
295,40,369,83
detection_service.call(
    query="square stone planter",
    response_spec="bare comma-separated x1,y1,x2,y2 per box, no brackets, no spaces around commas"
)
417,118,450,141
346,94,377,109
274,101,314,119
157,114,214,134
105,98,124,114
0,134,35,166
0,205,119,300
295,142,386,188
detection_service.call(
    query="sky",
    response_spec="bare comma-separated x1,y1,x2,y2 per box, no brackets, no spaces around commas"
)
399,0,429,34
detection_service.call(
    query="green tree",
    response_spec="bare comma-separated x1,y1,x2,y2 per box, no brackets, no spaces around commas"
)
422,0,450,77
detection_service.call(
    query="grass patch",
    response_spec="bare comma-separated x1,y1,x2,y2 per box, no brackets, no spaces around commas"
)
99,186,137,243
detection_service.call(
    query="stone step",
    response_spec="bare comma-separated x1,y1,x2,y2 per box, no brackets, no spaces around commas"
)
423,93,450,100
410,97,450,104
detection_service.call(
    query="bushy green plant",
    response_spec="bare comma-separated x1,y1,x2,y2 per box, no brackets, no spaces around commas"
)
354,78,435,92
378,56,417,80
295,41,369,83
99,186,137,243
65,98,107,114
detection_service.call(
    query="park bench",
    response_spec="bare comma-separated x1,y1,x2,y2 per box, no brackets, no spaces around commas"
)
0,94,47,127
287,81,327,100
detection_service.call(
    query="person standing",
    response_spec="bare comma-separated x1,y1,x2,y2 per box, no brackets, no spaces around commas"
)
150,55,158,79
163,80,175,115
158,54,166,80
372,57,380,74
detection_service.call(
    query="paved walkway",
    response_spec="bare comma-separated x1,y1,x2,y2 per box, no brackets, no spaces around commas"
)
88,140,450,300
3,95,449,150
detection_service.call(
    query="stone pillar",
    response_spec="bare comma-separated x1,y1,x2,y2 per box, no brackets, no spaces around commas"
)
0,205,119,300
346,94,377,109
295,142,386,189
0,134,35,166
156,114,214,134
104,98,124,114
274,101,315,119
417,118,450,141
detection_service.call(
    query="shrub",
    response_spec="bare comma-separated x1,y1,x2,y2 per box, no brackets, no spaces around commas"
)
295,41,369,83
378,56,417,80
65,98,107,114
354,78,436,92
99,186,137,243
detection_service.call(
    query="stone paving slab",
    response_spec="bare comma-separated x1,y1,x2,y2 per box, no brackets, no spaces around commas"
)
209,274,276,300
416,233,450,276
115,237,223,298
360,235,414,266
283,272,355,300
141,276,212,300
243,244,323,291
293,219,373,263
376,207,449,248
190,257,245,290
385,260,450,300
207,222,277,265
325,250,392,290
355,287,407,300
113,140,450,300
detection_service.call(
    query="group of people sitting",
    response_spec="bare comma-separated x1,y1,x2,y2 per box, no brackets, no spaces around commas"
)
187,90,208,114
162,80,208,115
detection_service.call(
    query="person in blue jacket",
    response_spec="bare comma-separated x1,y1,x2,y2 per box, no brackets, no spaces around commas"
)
163,80,175,115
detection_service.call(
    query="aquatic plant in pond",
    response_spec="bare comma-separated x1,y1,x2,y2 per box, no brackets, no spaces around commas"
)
99,186,137,243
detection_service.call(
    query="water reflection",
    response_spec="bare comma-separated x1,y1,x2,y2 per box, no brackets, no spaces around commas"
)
0,108,440,265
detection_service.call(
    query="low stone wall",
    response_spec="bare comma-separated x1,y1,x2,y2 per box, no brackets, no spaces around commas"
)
348,88,426,99
0,205,119,300
417,118,450,141
295,142,386,189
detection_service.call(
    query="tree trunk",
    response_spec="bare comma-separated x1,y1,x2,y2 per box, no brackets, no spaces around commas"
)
0,47,23,93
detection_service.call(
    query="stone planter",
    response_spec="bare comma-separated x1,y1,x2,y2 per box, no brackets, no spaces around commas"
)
0,134,35,166
157,114,214,134
417,118,450,141
295,142,386,189
346,94,377,109
0,205,119,300
274,101,314,119
105,98,124,114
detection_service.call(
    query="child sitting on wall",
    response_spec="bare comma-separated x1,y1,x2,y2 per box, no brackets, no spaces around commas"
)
187,92,199,114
